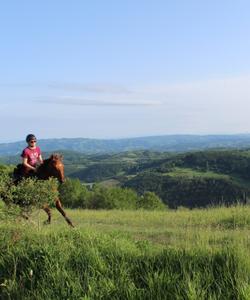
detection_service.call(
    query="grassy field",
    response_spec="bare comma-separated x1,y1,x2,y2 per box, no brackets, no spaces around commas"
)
1,205,250,299
163,167,232,179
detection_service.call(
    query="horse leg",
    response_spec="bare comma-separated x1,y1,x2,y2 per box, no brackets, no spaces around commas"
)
55,199,74,227
43,204,51,225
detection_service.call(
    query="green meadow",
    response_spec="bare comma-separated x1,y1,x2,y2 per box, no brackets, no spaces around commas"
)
1,206,250,299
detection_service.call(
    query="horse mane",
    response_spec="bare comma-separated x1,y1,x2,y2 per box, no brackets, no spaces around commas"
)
42,153,63,166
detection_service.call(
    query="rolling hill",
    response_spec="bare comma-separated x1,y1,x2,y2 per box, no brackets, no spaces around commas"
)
2,134,250,156
2,147,250,208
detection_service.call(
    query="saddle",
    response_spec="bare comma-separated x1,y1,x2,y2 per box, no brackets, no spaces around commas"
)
13,164,36,182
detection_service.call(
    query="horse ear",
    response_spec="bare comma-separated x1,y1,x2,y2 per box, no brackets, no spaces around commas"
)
50,153,63,161
50,154,58,161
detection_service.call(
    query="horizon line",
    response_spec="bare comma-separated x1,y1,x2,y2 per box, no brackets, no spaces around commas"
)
1,132,250,144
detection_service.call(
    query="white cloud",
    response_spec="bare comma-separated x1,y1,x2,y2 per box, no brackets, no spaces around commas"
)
1,75,250,137
47,82,133,94
39,96,162,106
141,75,250,110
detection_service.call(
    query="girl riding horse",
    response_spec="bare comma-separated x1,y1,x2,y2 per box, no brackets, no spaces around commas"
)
14,153,74,227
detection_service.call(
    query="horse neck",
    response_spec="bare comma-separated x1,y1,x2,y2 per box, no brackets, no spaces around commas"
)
37,159,64,182
36,162,51,180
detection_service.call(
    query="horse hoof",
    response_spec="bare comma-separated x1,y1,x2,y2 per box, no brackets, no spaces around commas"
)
66,217,74,227
43,220,51,225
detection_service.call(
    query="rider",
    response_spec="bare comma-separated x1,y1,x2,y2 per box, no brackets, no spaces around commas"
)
21,134,43,172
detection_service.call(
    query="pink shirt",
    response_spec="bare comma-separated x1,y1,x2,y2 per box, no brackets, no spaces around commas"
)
21,146,41,167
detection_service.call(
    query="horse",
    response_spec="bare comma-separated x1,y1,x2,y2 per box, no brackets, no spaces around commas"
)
13,153,74,227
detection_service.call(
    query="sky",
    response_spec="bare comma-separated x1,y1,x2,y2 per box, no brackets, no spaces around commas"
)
0,0,250,142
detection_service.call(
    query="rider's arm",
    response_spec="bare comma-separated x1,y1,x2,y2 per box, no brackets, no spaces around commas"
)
22,157,36,171
38,154,43,164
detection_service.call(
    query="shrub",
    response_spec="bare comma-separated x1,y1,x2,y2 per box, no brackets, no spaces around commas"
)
0,168,59,215
137,191,166,210
0,171,14,204
13,177,59,213
59,178,89,208
86,185,138,210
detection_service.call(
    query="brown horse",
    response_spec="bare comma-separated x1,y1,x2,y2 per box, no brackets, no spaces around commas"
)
13,153,74,227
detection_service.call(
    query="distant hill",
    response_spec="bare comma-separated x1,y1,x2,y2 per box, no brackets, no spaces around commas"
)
65,148,250,208
2,134,250,156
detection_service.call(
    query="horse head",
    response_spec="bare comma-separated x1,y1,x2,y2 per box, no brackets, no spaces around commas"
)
38,153,65,184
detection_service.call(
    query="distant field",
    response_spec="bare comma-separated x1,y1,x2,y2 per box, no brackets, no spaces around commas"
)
162,167,231,179
1,205,250,299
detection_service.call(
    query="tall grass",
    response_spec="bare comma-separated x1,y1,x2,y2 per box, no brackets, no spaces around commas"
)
1,205,250,299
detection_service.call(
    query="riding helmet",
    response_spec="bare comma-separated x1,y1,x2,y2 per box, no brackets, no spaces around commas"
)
26,134,37,143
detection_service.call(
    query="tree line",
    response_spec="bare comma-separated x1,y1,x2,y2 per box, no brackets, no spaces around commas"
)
0,165,165,214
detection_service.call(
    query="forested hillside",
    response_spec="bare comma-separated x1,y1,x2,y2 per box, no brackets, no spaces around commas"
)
2,149,250,208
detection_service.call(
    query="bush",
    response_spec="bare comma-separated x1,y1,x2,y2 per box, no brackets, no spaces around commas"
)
13,177,59,212
87,185,138,209
59,179,141,210
59,178,89,208
0,171,14,204
0,168,59,215
137,191,166,210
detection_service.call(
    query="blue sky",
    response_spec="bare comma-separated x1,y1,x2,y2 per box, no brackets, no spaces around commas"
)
0,1,250,142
